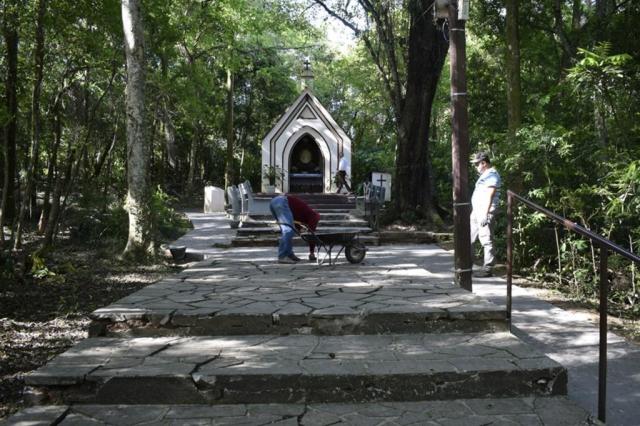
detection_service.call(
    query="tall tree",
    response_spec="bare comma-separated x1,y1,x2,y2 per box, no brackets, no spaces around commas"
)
14,0,48,249
505,0,522,145
224,68,235,189
1,0,19,238
121,0,152,255
314,0,448,218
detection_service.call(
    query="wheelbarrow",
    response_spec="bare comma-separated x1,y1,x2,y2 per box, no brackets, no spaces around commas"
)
302,230,367,265
278,222,367,265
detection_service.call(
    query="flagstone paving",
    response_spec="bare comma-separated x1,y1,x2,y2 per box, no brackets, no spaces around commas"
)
90,247,506,337
2,214,607,425
3,397,597,425
25,332,566,405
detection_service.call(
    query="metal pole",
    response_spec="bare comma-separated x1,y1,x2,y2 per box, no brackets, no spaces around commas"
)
598,245,608,422
506,191,513,331
449,2,472,291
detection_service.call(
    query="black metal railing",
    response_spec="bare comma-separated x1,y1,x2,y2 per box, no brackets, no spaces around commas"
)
506,190,640,423
362,182,386,230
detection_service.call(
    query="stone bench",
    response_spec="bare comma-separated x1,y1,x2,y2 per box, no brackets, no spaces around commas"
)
238,181,272,217
226,185,242,228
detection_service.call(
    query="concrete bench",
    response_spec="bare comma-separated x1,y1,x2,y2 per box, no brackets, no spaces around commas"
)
226,185,242,228
238,181,272,216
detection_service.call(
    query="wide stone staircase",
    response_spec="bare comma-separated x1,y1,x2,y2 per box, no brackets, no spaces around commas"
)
3,235,598,424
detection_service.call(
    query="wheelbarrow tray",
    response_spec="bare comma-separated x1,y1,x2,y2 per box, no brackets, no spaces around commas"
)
301,232,358,246
300,231,367,265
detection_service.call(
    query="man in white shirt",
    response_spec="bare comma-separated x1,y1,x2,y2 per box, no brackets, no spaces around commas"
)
470,152,501,277
336,156,352,193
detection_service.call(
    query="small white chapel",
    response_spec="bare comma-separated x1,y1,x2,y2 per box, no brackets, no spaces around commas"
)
260,63,351,193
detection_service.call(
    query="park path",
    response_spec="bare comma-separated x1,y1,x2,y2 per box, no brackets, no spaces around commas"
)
174,213,640,424
3,213,622,425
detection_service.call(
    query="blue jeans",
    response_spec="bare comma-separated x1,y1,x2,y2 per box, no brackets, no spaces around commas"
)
270,196,295,259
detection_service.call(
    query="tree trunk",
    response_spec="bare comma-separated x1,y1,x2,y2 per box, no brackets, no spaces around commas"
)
121,0,152,256
93,115,119,178
224,69,235,189
38,108,62,234
1,2,19,237
552,0,574,71
394,0,448,218
15,0,48,249
187,128,198,194
505,0,522,141
594,101,608,147
504,0,525,193
43,145,75,248
160,101,177,170
158,54,177,178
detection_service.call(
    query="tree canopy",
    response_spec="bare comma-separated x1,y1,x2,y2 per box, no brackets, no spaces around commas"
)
1,0,639,312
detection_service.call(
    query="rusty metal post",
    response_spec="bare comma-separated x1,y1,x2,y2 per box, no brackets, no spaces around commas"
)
506,191,513,331
449,2,472,291
598,244,608,422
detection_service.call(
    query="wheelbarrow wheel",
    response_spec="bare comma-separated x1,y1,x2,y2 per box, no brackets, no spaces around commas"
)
345,243,366,264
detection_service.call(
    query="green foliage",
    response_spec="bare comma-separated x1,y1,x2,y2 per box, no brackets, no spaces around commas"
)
3,0,640,319
263,165,284,186
461,1,640,317
150,186,191,242
31,254,57,280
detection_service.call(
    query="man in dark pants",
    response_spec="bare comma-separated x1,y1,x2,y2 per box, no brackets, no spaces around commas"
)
336,156,352,194
269,195,320,263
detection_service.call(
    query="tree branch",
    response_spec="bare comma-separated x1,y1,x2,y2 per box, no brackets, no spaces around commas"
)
312,0,362,36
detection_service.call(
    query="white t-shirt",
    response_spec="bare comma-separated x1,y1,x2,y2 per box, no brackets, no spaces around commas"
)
338,157,349,171
471,167,501,214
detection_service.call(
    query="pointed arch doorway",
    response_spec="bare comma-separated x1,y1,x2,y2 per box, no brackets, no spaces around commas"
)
288,134,324,193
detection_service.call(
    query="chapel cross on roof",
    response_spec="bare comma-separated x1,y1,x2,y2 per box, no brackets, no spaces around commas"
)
301,57,314,90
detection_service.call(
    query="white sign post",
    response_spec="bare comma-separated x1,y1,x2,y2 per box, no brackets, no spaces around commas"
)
371,172,392,202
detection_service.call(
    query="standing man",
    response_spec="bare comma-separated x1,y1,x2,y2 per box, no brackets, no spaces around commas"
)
336,155,352,194
269,195,320,263
470,152,501,277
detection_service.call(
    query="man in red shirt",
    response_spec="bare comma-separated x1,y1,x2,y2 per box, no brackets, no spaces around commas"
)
269,195,320,263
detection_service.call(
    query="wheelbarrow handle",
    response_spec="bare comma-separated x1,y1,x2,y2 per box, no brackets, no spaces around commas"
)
275,221,311,235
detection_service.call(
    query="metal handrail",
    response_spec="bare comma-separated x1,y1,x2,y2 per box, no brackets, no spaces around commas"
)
506,190,640,423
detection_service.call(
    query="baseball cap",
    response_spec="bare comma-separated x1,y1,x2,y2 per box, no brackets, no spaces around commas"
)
471,152,490,164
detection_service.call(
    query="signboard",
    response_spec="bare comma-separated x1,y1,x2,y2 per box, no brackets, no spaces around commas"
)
371,172,392,202
204,186,225,213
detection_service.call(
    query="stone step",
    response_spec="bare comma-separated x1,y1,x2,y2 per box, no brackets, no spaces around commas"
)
5,397,598,425
244,212,359,222
236,225,372,236
287,206,355,212
25,333,567,405
88,256,505,337
231,234,380,248
288,193,356,203
238,219,370,230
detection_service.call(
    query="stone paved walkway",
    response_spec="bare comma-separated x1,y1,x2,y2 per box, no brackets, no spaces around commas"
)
90,246,505,337
353,245,640,426
26,333,565,405
4,213,629,425
172,213,639,424
5,397,595,425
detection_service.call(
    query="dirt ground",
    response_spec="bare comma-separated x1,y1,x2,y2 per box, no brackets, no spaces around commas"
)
0,240,180,420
